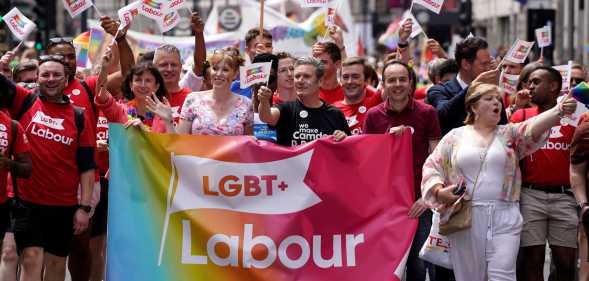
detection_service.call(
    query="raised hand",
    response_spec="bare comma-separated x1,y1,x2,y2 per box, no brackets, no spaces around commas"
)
191,12,204,34
100,16,121,37
399,18,413,44
145,93,174,122
426,39,448,59
0,51,16,72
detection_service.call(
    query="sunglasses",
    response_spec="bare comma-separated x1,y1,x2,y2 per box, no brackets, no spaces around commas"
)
571,77,585,85
48,37,74,47
38,55,65,65
213,48,240,57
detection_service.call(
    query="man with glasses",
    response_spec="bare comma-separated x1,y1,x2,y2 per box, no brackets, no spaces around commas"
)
0,55,96,281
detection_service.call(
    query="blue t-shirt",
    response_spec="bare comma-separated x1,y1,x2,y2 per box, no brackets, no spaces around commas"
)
231,80,252,98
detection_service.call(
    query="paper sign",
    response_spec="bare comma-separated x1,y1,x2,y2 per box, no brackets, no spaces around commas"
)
505,39,534,64
499,71,519,94
240,62,272,89
300,0,330,8
413,0,445,14
62,0,94,18
553,61,573,92
157,10,181,33
401,11,423,39
140,0,168,21
118,1,141,30
167,0,189,11
2,8,36,41
326,7,336,27
535,26,552,48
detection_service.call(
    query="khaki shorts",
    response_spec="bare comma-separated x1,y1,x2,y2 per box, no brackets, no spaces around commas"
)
520,188,578,248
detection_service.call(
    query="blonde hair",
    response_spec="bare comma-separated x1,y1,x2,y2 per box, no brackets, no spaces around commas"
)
464,82,502,124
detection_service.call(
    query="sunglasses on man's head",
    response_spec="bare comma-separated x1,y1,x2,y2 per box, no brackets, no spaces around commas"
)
38,55,65,65
48,37,74,47
571,77,586,85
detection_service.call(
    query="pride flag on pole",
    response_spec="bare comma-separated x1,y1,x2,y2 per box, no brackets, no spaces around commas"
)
62,0,93,18
2,8,36,41
240,62,272,88
504,39,534,64
140,0,168,21
73,31,90,68
118,1,141,30
107,125,417,281
535,26,552,48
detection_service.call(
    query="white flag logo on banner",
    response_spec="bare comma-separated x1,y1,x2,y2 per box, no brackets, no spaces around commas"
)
2,8,36,41
535,26,552,48
240,62,272,89
505,39,534,64
118,1,141,30
413,0,445,14
157,10,181,33
62,0,94,18
158,150,321,265
553,61,573,92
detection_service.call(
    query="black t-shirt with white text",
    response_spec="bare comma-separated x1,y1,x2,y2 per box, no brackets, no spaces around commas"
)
276,99,350,146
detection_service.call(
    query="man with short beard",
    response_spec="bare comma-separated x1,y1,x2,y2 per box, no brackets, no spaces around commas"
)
334,57,382,135
257,57,349,146
362,61,440,281
0,55,96,281
511,67,578,281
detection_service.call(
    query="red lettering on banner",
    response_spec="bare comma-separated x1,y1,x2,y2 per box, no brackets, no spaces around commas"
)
422,0,441,8
169,0,182,9
202,175,280,197
246,73,267,84
141,5,163,17
71,0,87,12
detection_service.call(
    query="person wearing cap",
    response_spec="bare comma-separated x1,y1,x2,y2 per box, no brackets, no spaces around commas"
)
422,81,576,281
257,57,349,146
0,54,96,281
363,60,439,281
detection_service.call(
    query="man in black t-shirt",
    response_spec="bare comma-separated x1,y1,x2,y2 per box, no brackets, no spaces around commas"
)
258,57,350,146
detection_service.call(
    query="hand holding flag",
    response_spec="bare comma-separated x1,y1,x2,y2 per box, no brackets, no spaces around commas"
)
558,87,577,117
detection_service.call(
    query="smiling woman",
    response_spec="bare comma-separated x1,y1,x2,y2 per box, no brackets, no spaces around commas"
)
147,48,253,137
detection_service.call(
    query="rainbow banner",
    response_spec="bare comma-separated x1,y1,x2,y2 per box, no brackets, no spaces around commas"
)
107,124,417,281
73,31,90,68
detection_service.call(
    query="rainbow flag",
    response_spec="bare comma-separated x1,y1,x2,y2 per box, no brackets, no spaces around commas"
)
73,31,90,68
107,125,417,281
143,0,163,10
572,81,589,105
89,28,104,58
378,16,402,50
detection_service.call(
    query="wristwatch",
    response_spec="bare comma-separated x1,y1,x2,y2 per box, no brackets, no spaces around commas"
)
79,204,92,213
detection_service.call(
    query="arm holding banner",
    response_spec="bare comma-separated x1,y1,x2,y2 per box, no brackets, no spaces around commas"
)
257,86,281,126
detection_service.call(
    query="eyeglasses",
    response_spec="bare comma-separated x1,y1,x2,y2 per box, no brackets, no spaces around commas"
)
48,37,74,47
38,55,65,65
213,48,240,57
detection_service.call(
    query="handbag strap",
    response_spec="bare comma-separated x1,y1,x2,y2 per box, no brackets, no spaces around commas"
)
469,129,497,197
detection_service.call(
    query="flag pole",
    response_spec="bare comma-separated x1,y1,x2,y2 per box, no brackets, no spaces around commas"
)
92,3,104,18
259,0,265,36
13,41,24,52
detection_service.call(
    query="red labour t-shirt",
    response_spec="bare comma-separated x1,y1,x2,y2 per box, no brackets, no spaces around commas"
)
333,87,383,135
65,76,99,133
9,87,95,206
510,107,575,185
0,111,29,203
95,112,109,174
319,84,344,105
362,100,441,199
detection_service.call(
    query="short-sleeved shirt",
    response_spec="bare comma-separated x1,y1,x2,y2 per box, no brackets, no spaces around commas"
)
362,100,441,198
95,112,109,174
571,119,589,165
275,99,350,146
168,88,192,120
510,107,575,185
7,88,96,206
333,87,382,135
180,92,253,136
0,111,29,203
319,85,344,105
